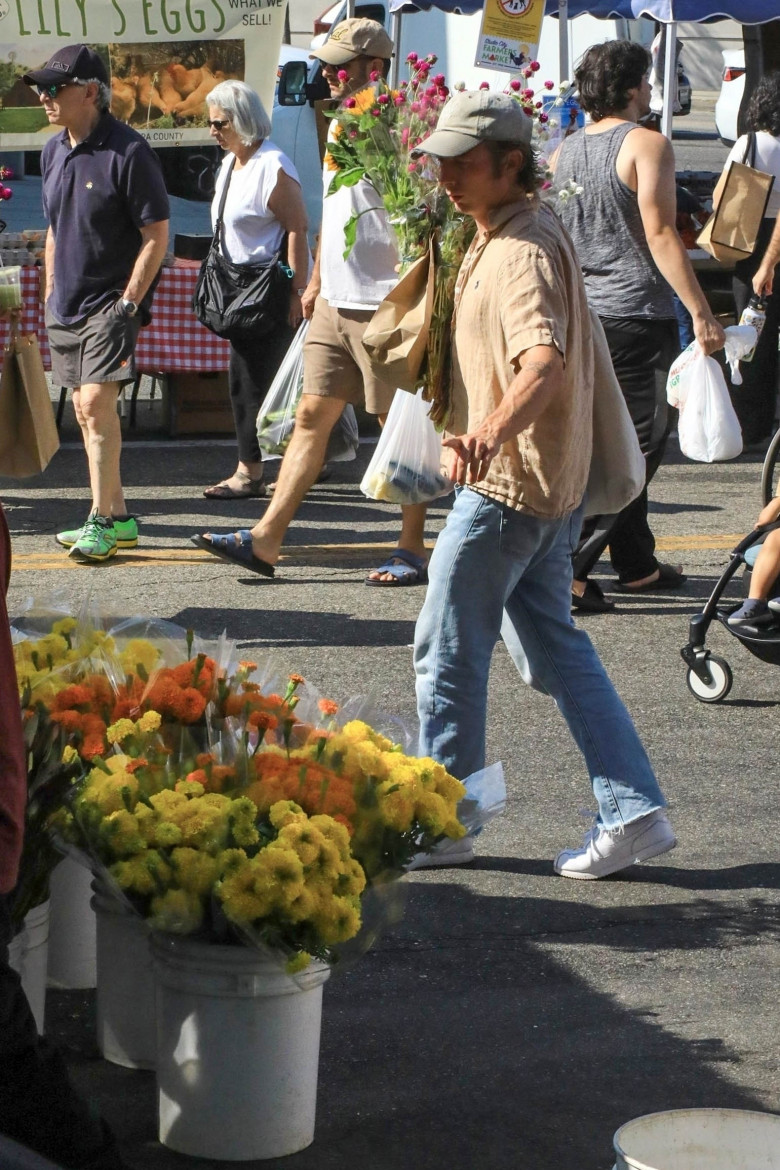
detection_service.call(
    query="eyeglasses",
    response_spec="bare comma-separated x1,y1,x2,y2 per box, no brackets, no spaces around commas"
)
207,119,231,130
35,81,75,99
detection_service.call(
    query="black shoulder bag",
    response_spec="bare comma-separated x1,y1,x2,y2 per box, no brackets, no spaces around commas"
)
192,155,292,341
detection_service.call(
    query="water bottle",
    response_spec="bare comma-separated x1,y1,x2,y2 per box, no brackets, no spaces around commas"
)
738,295,767,363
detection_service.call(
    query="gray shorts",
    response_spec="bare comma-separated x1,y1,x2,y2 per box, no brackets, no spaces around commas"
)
45,299,142,389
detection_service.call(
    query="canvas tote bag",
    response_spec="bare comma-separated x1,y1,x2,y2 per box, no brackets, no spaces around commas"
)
0,320,60,477
362,239,436,392
585,308,646,518
697,133,774,265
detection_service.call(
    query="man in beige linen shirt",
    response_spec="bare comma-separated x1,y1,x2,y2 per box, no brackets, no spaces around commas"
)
411,91,676,879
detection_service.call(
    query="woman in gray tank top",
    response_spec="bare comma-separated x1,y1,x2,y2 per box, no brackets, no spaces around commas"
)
552,40,723,614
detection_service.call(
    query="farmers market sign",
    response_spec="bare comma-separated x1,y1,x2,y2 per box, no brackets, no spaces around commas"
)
0,0,285,149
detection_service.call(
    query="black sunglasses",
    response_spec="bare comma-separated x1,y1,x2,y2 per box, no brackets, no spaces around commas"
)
207,118,231,130
35,81,75,98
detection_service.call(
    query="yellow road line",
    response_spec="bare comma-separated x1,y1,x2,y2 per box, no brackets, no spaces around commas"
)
10,535,745,571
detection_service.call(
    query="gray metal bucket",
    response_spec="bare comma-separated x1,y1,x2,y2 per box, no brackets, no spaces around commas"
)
614,1108,780,1169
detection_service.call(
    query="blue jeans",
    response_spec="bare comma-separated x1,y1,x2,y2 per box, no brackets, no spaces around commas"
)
414,488,666,831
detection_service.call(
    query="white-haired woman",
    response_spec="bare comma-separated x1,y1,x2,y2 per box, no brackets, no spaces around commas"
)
203,79,310,499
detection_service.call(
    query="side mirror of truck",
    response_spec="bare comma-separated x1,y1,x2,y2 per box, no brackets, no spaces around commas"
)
277,61,309,106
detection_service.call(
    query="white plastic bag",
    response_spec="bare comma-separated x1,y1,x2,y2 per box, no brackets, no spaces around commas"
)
256,321,358,462
360,388,453,505
256,321,308,456
677,347,743,462
667,325,758,410
723,323,758,386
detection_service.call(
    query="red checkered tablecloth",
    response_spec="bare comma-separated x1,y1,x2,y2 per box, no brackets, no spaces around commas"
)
136,265,231,373
0,264,230,374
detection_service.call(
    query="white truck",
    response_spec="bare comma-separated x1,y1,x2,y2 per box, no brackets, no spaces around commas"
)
271,1,655,238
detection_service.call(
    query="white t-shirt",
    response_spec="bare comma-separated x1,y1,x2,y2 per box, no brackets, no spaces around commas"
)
212,140,301,264
319,123,399,310
727,130,780,220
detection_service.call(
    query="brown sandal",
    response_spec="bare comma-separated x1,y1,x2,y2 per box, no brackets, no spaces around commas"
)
203,475,266,500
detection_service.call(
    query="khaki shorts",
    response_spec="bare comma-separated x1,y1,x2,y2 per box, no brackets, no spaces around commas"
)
45,299,142,389
302,296,397,416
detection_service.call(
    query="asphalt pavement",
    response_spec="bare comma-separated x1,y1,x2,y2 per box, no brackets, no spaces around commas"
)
3,420,780,1169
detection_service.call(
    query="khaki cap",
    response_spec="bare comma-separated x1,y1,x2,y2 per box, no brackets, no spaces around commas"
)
412,90,533,158
311,17,394,66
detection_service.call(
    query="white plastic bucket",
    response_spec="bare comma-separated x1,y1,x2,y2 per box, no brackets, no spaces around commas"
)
8,900,50,1034
151,934,330,1161
91,886,156,1069
614,1108,780,1169
47,856,96,988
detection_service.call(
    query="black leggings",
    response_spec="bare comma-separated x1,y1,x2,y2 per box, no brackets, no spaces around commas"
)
573,316,679,585
730,217,780,445
229,324,295,465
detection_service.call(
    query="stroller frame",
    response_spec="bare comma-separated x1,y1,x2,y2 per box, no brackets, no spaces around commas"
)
681,518,780,702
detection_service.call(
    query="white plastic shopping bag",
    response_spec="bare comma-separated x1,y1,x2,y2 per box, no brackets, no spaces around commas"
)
667,325,757,411
256,321,308,456
256,321,358,462
360,388,453,505
676,346,743,462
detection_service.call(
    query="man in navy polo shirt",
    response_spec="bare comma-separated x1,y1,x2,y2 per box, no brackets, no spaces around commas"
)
24,44,169,562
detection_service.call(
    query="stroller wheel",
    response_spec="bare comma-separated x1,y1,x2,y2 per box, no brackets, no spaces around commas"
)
686,655,733,703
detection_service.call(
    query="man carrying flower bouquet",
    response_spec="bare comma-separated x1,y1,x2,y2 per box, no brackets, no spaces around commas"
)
0,501,126,1169
411,90,677,879
195,18,431,586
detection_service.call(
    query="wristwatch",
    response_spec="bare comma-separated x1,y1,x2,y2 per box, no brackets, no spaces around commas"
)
121,298,138,317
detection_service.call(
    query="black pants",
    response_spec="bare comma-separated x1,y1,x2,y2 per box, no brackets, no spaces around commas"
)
229,325,295,465
0,896,122,1170
730,217,780,445
574,316,679,585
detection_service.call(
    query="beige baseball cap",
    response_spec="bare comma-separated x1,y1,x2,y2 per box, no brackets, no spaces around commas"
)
310,17,394,66
412,90,533,158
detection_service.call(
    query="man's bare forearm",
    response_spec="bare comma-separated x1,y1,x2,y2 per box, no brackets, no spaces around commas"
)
123,221,169,304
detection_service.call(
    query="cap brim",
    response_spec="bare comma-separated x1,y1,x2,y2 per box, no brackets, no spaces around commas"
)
22,67,74,86
411,129,481,159
310,44,358,66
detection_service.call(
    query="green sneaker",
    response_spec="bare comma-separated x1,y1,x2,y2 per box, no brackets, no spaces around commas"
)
69,514,118,562
57,513,138,549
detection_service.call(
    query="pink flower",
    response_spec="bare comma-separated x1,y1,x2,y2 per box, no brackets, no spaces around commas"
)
530,60,540,72
523,68,532,79
411,101,421,113
395,94,406,106
406,52,418,63
539,112,549,123
408,162,418,173
337,69,348,82
426,54,438,64
377,93,390,104
432,73,445,85
544,80,555,90
371,107,381,117
479,81,490,90
425,85,438,97
523,88,534,99
348,128,358,139
509,79,522,92
370,70,380,81
401,127,410,145
344,97,356,109
536,101,543,108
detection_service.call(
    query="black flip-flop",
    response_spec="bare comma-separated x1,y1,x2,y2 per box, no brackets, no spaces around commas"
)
614,563,686,593
190,530,275,578
571,579,615,613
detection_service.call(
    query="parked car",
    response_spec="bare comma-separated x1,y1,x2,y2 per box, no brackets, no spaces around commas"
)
715,48,746,146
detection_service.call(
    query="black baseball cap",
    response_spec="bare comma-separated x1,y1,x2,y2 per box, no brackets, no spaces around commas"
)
23,44,109,88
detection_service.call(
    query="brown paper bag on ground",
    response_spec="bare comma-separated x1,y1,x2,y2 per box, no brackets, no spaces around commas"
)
362,241,435,393
0,327,60,478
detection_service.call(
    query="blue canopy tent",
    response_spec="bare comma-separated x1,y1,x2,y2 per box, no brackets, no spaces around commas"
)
386,0,779,136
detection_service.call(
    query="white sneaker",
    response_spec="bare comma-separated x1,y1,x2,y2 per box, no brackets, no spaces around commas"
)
406,836,476,871
554,810,677,880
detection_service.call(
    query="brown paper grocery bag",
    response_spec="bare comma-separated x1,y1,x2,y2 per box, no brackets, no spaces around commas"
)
696,160,774,265
0,327,60,477
362,241,435,393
